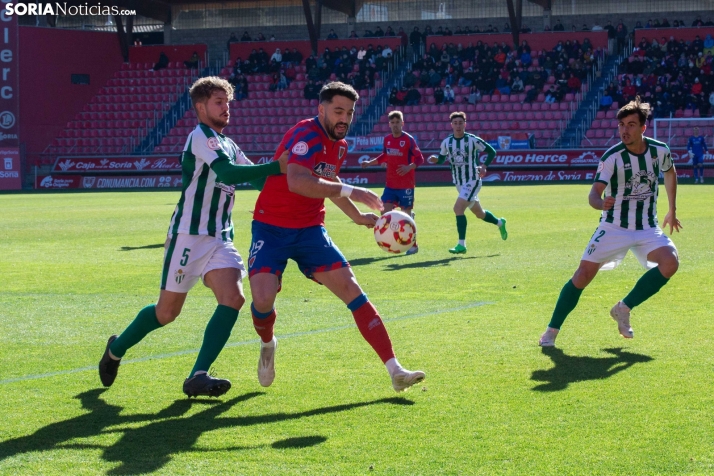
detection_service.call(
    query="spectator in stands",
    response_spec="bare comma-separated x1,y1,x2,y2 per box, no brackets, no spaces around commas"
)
504,22,511,33
284,62,297,85
305,54,317,71
443,85,455,104
567,73,581,93
318,63,331,82
616,21,628,51
410,27,422,54
434,86,445,105
466,85,481,105
231,74,248,101
692,16,704,27
324,29,337,39
427,68,441,87
382,45,393,58
388,87,401,106
349,30,358,38
396,86,408,105
184,52,200,70
523,87,538,104
553,19,565,31
303,79,320,100
227,32,238,49
240,31,251,41
404,68,418,88
511,76,524,94
153,51,169,71
385,26,395,36
291,48,303,65
599,90,614,110
406,86,421,105
270,48,282,64
398,27,408,54
375,26,385,37
545,86,558,103
256,32,266,41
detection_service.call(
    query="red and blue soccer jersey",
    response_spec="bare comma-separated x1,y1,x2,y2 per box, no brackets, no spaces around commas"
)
253,117,347,228
375,132,424,189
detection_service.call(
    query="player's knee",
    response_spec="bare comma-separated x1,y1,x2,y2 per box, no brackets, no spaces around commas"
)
224,293,246,311
659,257,679,278
155,306,180,325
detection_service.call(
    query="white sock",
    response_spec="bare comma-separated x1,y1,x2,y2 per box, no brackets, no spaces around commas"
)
193,370,207,376
385,357,402,376
108,349,120,361
261,336,276,348
496,219,503,227
458,240,465,247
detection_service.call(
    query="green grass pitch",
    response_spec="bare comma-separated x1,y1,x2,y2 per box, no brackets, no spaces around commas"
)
0,184,713,475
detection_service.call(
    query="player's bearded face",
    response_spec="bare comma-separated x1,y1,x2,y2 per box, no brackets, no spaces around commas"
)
203,91,230,129
320,96,355,140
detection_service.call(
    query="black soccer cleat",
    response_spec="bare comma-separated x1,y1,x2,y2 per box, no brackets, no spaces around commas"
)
183,372,232,398
98,335,121,387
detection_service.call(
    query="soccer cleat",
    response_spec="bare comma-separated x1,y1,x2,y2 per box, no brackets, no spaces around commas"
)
449,244,467,254
405,244,419,255
610,301,634,338
538,327,559,347
391,368,426,392
98,335,121,387
258,336,277,387
701,177,705,184
183,372,231,398
499,218,508,240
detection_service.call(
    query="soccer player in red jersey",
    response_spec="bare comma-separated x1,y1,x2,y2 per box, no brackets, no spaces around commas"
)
247,82,425,392
361,110,424,254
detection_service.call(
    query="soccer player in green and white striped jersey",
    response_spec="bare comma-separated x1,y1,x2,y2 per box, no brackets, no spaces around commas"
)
539,97,682,347
99,77,288,397
427,112,507,254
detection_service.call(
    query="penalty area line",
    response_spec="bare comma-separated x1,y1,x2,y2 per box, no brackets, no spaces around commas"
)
0,301,492,386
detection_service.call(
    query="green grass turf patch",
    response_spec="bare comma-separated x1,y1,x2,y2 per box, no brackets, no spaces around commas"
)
0,184,713,474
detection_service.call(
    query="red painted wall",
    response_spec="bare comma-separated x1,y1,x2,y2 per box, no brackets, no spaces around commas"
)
426,31,609,52
129,44,207,65
19,27,123,155
634,27,714,44
229,37,403,63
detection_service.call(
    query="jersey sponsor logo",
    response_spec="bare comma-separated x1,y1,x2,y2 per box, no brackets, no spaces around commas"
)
207,137,220,150
597,161,604,173
386,147,403,156
292,141,308,155
313,161,337,178
452,150,465,164
624,171,656,200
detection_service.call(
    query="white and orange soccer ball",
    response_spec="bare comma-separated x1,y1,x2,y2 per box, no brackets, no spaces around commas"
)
373,210,417,254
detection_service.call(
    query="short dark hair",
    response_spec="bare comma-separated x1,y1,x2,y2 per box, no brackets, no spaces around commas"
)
189,76,234,108
617,96,651,125
450,111,466,122
319,81,359,103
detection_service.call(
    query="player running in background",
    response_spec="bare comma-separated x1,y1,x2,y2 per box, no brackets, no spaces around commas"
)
361,110,424,254
539,97,681,347
98,77,287,397
247,82,425,392
427,112,507,254
687,126,708,183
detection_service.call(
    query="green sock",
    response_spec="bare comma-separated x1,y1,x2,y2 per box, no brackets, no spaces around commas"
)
548,280,584,329
482,210,499,225
456,214,467,240
110,304,162,358
190,304,239,377
623,267,670,309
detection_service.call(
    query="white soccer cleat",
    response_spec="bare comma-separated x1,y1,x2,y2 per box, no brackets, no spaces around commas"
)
538,327,559,347
258,336,277,387
610,302,634,338
390,367,425,392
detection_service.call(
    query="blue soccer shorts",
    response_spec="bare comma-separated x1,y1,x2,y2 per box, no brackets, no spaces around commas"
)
381,187,415,209
248,221,349,282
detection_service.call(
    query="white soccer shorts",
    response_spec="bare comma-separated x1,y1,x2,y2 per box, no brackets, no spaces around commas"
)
455,179,482,203
161,234,246,293
581,222,676,270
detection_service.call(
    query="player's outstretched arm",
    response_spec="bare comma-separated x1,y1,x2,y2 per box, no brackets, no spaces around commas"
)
287,164,383,211
212,159,282,186
329,195,379,228
662,166,682,235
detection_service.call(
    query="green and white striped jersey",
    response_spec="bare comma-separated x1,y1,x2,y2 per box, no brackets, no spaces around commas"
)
167,123,252,241
438,133,492,186
594,137,673,231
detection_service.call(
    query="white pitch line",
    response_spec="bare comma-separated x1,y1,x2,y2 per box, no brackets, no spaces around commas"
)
0,301,491,385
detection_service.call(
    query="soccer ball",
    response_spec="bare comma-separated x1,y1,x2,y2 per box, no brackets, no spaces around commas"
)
374,211,417,254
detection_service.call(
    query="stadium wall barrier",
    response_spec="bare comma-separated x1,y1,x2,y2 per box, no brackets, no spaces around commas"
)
633,26,714,45
425,31,608,52
128,44,208,65
19,27,124,156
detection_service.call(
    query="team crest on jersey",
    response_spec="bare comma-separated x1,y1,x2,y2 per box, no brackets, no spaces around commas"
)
175,269,186,284
587,243,597,255
596,161,604,173
399,140,406,147
207,137,220,150
292,141,308,155
339,146,346,159
313,161,336,178
624,171,656,200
